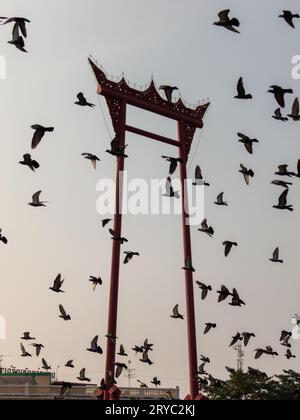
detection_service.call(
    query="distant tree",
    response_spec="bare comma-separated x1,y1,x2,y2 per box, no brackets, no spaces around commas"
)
202,369,300,400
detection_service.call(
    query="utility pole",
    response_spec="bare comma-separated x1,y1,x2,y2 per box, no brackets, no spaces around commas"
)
126,360,136,388
234,345,245,372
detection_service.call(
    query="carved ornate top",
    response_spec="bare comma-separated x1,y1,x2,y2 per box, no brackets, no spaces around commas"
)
89,57,209,158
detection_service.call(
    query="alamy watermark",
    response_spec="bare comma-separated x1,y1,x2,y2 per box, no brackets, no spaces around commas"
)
292,56,300,80
96,172,205,226
292,314,300,340
0,55,6,80
0,315,6,340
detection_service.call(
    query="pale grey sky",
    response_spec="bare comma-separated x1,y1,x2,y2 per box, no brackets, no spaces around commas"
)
0,0,300,396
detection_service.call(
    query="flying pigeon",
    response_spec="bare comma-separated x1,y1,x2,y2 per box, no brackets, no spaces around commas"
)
28,191,47,207
75,92,95,108
41,358,51,371
19,154,39,172
239,164,254,185
272,108,288,122
77,368,91,382
170,304,184,320
288,98,300,121
31,125,54,149
159,86,179,103
268,85,293,108
109,229,128,244
198,219,214,238
273,189,293,211
235,78,252,99
82,153,100,169
196,282,212,300
214,192,228,206
50,274,65,293
164,177,179,198
161,156,183,175
193,165,210,186
204,323,217,335
59,304,71,321
0,229,8,245
106,136,128,158
87,336,103,354
269,247,284,263
214,10,240,33
89,276,102,291
237,133,259,154
20,343,31,357
279,10,300,28
223,241,238,257
123,251,140,264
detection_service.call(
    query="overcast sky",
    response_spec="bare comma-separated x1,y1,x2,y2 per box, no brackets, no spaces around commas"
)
0,0,300,397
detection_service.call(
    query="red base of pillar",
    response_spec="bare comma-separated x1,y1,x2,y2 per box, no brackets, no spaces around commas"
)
184,393,207,401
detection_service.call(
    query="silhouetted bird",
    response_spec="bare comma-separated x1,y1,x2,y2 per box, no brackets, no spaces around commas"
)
198,363,207,375
200,355,210,364
20,343,31,357
193,165,210,186
55,382,72,400
164,177,179,198
89,276,102,291
42,358,51,371
204,323,217,335
143,339,154,352
268,85,293,108
87,336,103,354
217,285,232,303
196,282,212,300
237,133,259,154
65,360,75,368
151,377,161,387
272,108,288,122
273,189,293,212
235,78,252,99
215,192,228,206
295,160,300,178
182,256,195,272
75,92,95,108
22,332,35,341
162,156,183,175
159,85,179,103
50,274,65,293
239,164,254,185
31,125,54,149
8,23,27,52
123,251,140,264
223,241,238,257
137,380,148,388
280,331,292,345
2,17,30,37
132,345,144,355
140,350,153,365
170,304,184,320
0,229,8,245
270,247,283,263
82,153,100,170
28,191,47,207
106,136,128,158
19,154,39,172
271,180,292,189
106,332,118,343
31,343,44,357
214,10,240,33
285,349,296,360
101,218,112,228
275,165,295,177
109,229,128,244
226,367,236,375
59,304,71,321
288,98,300,121
230,289,245,307
198,219,214,238
77,368,91,382
117,345,128,357
115,362,128,378
242,332,256,347
230,333,243,347
255,346,278,359
279,10,300,28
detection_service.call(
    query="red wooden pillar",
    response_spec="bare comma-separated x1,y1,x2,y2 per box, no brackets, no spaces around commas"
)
104,100,127,399
178,120,199,400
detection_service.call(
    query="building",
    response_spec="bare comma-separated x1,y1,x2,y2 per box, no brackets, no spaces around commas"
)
0,372,180,400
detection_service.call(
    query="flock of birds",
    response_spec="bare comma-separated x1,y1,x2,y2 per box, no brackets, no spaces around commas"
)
0,8,299,398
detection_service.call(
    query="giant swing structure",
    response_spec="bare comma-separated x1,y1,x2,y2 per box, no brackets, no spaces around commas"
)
89,57,209,400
